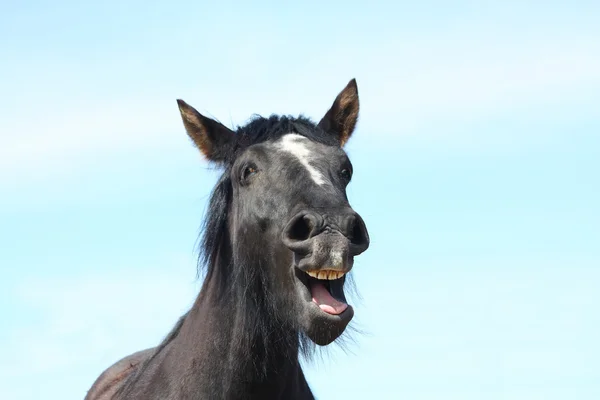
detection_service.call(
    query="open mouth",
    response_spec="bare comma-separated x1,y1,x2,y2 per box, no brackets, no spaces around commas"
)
293,266,354,345
298,269,349,315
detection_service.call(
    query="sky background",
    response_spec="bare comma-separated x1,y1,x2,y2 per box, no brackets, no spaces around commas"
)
1,1,599,399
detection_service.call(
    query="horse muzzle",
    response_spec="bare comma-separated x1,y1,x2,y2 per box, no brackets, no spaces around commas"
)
281,209,370,273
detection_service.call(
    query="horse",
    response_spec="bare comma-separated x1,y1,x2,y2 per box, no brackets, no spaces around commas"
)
84,79,370,399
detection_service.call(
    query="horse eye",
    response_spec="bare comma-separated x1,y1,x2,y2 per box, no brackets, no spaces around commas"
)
241,165,258,183
340,168,352,182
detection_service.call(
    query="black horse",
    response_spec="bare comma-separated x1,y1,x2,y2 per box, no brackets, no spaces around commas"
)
85,79,370,399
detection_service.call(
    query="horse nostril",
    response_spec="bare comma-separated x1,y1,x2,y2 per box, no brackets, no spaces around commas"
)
285,212,320,243
347,214,370,252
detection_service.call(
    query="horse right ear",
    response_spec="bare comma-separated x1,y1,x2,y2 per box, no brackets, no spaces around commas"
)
177,99,235,162
317,79,360,147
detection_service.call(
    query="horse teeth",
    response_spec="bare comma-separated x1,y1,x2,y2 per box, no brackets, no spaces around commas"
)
305,270,346,280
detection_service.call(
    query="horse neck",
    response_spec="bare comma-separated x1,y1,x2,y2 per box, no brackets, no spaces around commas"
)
169,254,313,399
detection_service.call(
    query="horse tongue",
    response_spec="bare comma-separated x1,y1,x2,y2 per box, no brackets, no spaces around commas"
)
309,280,348,315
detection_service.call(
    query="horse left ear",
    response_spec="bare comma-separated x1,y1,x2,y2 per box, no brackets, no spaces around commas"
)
177,99,235,163
317,78,360,147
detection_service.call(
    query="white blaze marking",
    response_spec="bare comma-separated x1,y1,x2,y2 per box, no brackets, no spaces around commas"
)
277,134,326,186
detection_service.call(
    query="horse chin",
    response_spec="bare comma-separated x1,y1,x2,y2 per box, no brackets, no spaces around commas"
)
293,267,354,346
304,302,354,346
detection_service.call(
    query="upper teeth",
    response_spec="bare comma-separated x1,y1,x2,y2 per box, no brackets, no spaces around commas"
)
306,270,346,280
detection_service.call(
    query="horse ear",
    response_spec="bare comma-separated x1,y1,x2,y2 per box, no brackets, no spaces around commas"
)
317,79,360,147
177,99,235,162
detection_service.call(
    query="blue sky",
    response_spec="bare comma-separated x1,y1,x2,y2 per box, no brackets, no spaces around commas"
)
1,1,599,399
